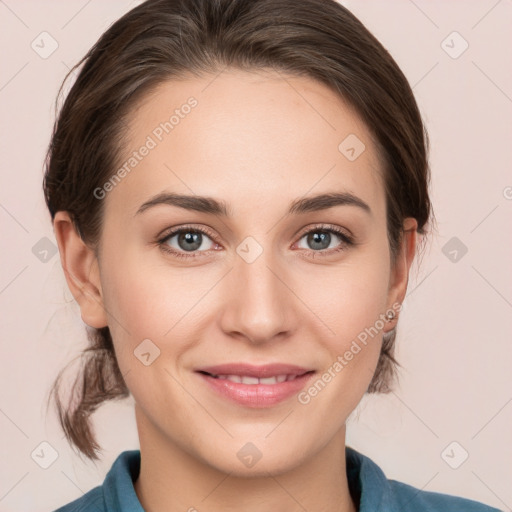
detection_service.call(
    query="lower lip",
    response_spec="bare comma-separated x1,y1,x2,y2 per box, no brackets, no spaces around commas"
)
197,372,315,408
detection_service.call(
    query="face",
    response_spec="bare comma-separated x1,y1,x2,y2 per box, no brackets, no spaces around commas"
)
78,69,413,475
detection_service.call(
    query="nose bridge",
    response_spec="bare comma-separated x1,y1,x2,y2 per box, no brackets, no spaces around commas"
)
222,239,295,343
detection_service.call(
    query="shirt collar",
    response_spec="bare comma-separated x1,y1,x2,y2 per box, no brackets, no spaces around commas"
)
346,445,393,510
103,450,145,511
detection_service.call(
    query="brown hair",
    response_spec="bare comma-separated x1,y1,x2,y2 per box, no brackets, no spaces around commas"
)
44,0,433,460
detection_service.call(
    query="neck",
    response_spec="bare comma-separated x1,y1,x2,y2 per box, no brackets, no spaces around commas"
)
133,409,357,512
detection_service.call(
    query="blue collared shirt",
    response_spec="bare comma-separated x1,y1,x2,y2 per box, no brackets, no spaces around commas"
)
54,446,502,511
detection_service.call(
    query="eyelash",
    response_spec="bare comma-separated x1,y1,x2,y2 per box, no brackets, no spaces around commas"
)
156,224,355,260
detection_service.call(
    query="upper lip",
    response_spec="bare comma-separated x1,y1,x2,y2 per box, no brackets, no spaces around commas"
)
196,363,314,378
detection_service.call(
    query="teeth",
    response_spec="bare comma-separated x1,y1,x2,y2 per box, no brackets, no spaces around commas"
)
241,376,259,385
219,375,242,383
212,374,296,384
260,376,278,385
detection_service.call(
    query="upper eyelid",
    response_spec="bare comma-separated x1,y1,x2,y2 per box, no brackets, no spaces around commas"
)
296,224,352,239
159,224,216,239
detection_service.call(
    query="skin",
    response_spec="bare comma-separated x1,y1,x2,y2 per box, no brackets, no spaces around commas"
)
54,68,417,512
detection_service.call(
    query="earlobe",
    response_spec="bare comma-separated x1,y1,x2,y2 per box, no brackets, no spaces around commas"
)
383,217,418,333
53,211,108,328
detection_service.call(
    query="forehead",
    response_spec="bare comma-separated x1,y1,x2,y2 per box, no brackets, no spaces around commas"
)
109,68,386,218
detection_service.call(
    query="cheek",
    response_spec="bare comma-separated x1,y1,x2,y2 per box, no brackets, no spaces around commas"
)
99,249,219,385
295,273,388,419
309,255,391,344
306,250,391,395
100,245,202,337
99,260,199,419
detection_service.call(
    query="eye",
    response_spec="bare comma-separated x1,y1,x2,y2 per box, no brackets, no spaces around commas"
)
157,225,219,259
157,223,354,260
295,224,354,257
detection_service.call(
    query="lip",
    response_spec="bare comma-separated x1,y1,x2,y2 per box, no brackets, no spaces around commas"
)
197,363,312,378
195,363,315,408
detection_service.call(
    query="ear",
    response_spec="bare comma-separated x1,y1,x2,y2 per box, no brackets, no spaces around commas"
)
53,211,108,328
383,217,417,333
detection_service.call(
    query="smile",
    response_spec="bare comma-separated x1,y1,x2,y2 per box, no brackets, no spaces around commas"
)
195,363,315,407
202,373,302,384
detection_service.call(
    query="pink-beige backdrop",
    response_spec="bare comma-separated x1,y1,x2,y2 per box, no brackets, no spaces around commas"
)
0,1,511,510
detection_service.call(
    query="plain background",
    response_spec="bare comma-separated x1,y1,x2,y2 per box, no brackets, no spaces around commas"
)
0,0,511,510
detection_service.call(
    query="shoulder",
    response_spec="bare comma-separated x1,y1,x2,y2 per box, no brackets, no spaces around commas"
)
346,446,502,512
387,478,503,512
52,486,104,512
52,450,143,512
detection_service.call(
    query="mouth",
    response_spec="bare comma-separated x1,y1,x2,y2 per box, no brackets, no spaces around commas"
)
195,363,315,408
198,372,307,385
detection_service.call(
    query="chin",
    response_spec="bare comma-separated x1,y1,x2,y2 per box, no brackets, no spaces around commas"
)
199,437,311,478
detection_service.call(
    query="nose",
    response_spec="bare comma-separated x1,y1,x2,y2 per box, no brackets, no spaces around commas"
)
219,247,297,345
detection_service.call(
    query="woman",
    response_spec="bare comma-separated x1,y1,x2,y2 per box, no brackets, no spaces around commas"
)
44,0,501,510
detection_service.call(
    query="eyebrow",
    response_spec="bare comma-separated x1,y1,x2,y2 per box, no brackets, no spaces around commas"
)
135,191,371,217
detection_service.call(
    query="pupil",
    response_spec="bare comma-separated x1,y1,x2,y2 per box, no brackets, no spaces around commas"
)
179,232,202,251
309,231,330,250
